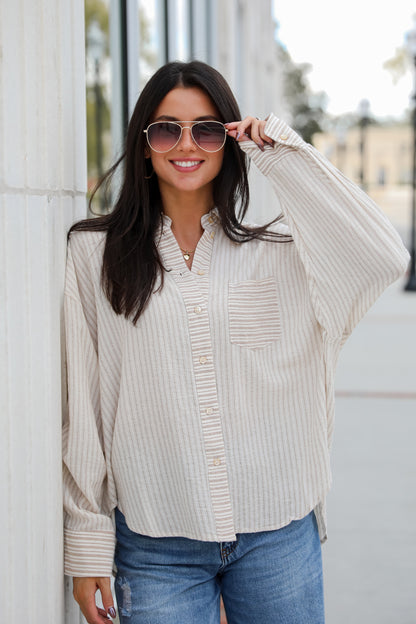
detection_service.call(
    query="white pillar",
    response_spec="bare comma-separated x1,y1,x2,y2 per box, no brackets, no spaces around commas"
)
0,1,87,622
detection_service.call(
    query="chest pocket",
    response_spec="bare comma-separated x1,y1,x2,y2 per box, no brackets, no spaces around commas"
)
228,277,281,350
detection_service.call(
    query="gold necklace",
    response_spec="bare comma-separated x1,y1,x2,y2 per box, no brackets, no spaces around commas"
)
180,248,195,261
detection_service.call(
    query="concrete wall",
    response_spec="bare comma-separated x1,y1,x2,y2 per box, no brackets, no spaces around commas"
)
0,1,87,622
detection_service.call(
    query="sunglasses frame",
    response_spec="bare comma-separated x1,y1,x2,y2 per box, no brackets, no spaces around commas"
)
143,120,228,153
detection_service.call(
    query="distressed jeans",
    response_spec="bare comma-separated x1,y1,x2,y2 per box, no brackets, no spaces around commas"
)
114,508,325,624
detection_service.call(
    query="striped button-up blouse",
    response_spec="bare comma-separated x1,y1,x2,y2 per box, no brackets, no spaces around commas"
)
63,115,409,577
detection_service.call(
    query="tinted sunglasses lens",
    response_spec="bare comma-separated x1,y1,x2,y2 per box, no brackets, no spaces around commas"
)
147,122,181,152
193,122,226,151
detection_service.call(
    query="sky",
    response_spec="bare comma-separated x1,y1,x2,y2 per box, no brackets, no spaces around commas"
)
273,1,416,119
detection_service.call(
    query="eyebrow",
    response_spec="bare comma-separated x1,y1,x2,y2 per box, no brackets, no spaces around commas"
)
153,115,220,122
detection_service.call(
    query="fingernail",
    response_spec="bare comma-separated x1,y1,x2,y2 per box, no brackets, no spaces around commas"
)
236,132,240,140
257,142,265,152
108,607,117,618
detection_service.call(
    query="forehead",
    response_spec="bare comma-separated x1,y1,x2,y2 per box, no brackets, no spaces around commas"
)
152,87,219,121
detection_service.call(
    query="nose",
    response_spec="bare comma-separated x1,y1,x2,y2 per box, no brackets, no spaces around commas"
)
178,126,196,151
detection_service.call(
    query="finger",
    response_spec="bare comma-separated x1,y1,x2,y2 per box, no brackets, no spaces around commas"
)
224,121,250,141
226,118,271,149
98,577,117,620
236,116,257,140
236,117,266,150
97,606,112,619
227,129,250,141
226,118,273,146
73,578,110,624
258,121,274,145
80,595,109,623
224,121,240,130
225,121,247,141
248,119,264,148
250,119,274,149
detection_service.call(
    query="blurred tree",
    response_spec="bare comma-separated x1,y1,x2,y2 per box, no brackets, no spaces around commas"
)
277,43,327,145
85,1,157,180
384,47,410,84
85,0,111,181
85,0,109,52
139,4,158,86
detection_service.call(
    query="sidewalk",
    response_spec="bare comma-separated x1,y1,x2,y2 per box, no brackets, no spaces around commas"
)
323,272,416,623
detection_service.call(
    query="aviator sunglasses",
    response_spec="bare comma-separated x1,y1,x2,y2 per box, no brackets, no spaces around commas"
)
143,120,228,153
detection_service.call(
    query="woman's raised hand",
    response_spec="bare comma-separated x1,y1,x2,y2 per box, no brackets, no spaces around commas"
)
225,116,274,151
73,577,116,623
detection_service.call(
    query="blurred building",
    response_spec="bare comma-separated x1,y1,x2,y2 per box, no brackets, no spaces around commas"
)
314,123,412,188
313,123,413,242
0,1,285,623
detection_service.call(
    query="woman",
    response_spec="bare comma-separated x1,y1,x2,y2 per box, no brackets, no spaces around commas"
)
63,61,409,624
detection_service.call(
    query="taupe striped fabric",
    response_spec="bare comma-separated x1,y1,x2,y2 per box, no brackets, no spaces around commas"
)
63,115,409,577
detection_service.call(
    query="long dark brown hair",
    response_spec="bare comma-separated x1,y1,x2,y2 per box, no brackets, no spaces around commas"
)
69,60,290,324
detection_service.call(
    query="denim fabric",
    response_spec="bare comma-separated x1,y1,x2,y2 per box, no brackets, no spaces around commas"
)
114,509,324,624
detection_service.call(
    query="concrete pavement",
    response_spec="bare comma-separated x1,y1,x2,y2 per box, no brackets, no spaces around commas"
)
323,268,416,623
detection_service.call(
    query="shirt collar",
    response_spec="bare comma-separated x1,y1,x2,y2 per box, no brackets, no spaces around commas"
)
158,207,220,236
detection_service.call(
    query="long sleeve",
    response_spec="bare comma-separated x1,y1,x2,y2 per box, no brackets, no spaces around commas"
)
239,115,410,342
63,237,116,577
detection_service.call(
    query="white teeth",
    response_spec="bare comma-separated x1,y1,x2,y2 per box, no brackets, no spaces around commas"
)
172,160,201,168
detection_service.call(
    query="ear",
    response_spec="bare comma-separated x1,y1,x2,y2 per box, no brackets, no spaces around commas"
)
145,146,151,159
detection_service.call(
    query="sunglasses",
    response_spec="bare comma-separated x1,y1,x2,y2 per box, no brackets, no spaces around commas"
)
143,120,228,153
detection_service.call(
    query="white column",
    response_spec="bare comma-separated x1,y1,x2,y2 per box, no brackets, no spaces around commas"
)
167,0,180,60
190,0,209,62
0,1,87,623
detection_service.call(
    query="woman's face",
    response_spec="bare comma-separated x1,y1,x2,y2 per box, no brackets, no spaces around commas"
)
146,86,225,199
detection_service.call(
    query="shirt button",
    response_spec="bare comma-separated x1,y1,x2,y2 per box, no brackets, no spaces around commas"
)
199,356,207,364
206,407,213,415
210,231,215,239
208,216,214,224
280,134,288,141
213,458,221,466
194,305,202,314
197,269,205,276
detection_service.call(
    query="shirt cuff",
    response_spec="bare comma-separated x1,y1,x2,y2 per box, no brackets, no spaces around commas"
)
64,528,116,577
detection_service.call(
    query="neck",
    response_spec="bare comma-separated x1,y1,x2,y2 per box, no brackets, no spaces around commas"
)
160,186,214,247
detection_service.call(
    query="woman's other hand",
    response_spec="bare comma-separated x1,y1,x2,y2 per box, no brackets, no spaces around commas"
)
73,577,116,623
225,116,274,151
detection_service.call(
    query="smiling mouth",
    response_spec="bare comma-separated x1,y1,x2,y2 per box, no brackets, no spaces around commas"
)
171,160,203,168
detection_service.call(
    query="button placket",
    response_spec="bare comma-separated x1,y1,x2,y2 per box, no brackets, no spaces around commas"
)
190,220,218,299
158,221,234,540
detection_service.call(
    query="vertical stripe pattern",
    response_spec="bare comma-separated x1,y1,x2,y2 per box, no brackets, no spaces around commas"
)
62,115,409,576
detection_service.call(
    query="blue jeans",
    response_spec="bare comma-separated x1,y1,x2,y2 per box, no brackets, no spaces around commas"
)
114,509,324,624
